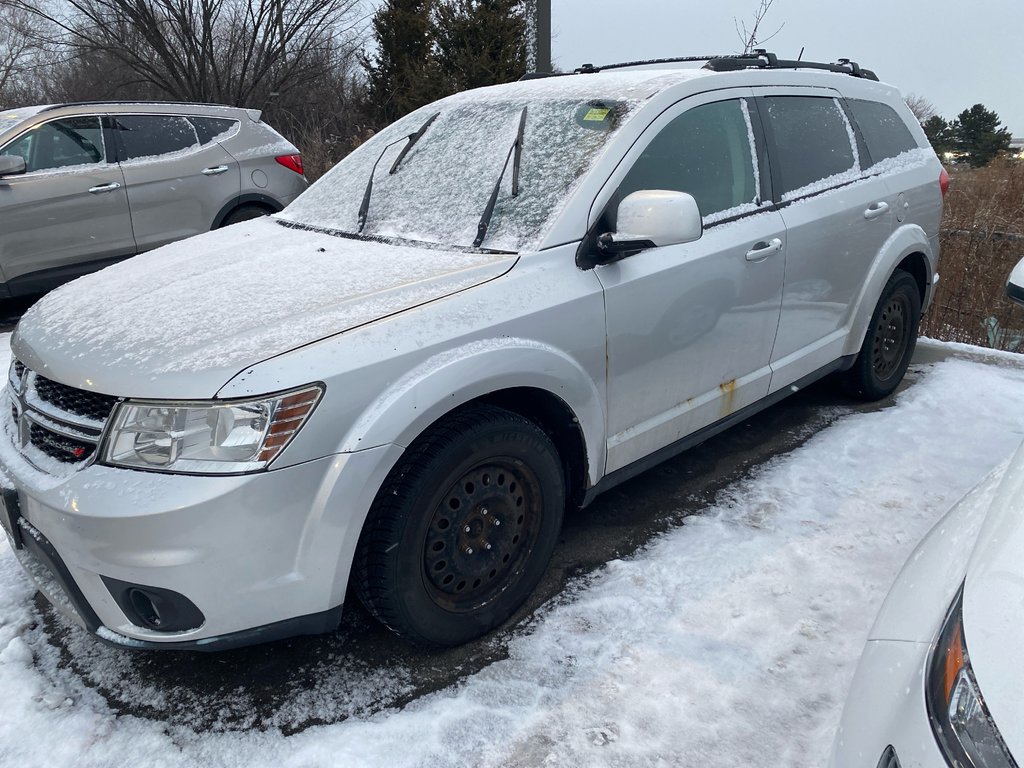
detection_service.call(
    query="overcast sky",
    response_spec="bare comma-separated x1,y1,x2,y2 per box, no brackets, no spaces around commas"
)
547,0,1024,135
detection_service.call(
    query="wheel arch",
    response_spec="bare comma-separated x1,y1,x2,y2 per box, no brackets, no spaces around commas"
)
337,340,607,491
211,193,284,229
843,225,936,358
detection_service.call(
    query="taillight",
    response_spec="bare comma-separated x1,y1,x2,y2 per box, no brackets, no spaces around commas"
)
939,167,951,198
276,154,304,175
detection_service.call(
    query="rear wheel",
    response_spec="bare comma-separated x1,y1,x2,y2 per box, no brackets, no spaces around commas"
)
352,404,565,647
840,269,921,400
219,204,270,227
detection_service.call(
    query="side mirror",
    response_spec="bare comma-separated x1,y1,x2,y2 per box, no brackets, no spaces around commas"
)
1007,257,1024,306
595,190,703,263
0,154,26,177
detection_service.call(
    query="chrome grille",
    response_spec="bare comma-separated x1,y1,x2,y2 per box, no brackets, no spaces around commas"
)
33,375,118,424
6,358,118,469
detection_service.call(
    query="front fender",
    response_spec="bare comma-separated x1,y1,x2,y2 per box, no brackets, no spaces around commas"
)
842,224,935,358
338,338,607,485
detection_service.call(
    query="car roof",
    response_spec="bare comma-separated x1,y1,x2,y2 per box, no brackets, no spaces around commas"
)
10,101,257,122
431,64,902,117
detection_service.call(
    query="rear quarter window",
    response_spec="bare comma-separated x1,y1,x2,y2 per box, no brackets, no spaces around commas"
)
846,99,920,168
762,96,859,200
189,116,239,145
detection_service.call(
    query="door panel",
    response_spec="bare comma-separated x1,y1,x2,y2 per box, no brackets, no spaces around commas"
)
0,115,135,287
113,114,241,251
600,211,787,471
593,93,786,473
755,90,895,390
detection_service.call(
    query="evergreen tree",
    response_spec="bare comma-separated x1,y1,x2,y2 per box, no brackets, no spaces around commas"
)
363,0,445,126
952,104,1012,168
922,115,955,157
433,0,527,92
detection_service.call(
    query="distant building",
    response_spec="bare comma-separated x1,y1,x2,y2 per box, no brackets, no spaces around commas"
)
1011,138,1024,159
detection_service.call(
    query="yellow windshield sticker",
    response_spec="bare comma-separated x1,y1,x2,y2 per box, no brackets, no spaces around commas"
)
583,107,611,122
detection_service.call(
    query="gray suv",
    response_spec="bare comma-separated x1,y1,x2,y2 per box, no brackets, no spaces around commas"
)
0,101,308,297
0,53,946,651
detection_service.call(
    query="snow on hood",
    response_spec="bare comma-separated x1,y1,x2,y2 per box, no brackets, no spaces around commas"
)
12,218,514,399
962,439,1024,759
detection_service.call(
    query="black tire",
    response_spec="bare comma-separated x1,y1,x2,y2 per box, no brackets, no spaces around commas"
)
840,269,921,400
219,204,269,227
352,404,565,648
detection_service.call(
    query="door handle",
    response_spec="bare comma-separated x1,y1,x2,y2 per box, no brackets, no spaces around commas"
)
863,201,890,220
745,238,783,262
88,182,121,194
202,165,229,176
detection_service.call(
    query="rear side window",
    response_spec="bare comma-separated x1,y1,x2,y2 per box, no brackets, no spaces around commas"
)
612,98,760,223
114,115,198,161
846,99,919,167
762,96,858,199
0,116,104,172
189,116,238,145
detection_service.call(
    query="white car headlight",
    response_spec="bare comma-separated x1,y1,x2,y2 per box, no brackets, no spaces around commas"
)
927,588,1018,768
101,385,322,474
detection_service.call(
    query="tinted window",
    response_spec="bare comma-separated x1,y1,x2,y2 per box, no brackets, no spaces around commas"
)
763,96,857,198
189,116,238,145
613,99,759,222
115,115,198,160
847,99,919,167
0,116,104,172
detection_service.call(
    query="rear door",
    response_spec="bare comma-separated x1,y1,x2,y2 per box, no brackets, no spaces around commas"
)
111,113,241,251
0,115,134,291
755,88,896,390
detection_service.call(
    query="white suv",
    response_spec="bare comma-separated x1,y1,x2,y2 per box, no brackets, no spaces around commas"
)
0,52,946,650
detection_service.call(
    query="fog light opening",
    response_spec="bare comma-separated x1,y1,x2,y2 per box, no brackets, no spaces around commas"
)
128,588,162,629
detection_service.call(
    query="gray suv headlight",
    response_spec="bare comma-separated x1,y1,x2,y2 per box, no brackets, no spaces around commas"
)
101,385,322,474
927,587,1018,768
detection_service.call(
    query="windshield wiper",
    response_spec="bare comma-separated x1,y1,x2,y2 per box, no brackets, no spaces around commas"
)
389,111,439,174
473,106,528,248
358,111,441,234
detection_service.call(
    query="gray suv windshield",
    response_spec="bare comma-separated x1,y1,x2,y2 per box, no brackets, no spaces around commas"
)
280,96,638,252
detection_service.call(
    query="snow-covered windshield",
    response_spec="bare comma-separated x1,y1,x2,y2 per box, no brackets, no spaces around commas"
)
280,93,641,252
0,106,48,139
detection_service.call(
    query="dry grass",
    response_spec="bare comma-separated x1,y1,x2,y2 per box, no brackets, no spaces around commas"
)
919,160,1024,351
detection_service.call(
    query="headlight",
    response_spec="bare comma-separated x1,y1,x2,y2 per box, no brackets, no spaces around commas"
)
101,385,322,474
927,588,1018,768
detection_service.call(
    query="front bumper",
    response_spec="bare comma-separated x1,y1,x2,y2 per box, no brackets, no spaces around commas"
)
829,639,946,767
0,442,401,650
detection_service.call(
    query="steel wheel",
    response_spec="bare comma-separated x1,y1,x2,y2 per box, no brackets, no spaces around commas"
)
839,269,921,401
352,404,565,647
423,461,543,612
871,292,911,381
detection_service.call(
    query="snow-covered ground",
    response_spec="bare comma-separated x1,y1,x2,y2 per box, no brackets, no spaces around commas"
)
2,335,1023,768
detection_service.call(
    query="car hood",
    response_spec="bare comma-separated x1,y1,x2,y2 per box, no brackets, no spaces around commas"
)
962,440,1024,760
12,218,516,399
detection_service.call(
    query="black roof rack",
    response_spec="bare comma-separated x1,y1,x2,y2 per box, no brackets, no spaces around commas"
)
704,50,878,80
517,50,879,82
40,100,236,112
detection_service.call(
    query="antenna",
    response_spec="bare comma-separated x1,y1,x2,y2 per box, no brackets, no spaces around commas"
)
798,46,805,61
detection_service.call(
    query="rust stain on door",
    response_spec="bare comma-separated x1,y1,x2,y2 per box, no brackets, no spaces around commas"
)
719,379,737,418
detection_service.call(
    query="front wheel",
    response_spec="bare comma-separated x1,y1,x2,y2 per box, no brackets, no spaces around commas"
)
351,404,565,648
840,269,921,400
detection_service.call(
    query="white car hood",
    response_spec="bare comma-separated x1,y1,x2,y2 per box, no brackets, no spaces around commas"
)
12,218,515,399
962,440,1024,760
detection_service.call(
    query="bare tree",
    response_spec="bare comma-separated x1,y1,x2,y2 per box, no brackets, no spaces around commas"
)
904,93,937,124
0,2,51,104
13,0,364,107
735,0,784,54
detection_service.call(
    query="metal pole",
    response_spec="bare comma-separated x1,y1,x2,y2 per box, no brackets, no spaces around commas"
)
536,0,551,72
